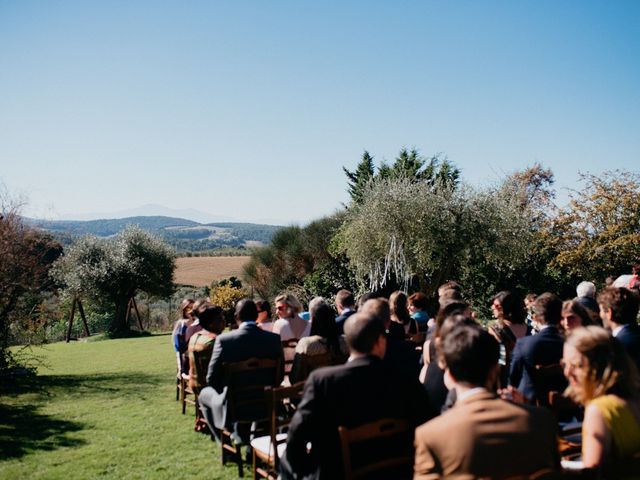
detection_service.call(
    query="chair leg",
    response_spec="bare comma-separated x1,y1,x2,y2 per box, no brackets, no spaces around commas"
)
180,379,187,415
236,445,244,478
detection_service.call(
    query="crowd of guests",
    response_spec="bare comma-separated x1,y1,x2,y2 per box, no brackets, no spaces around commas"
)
171,275,640,479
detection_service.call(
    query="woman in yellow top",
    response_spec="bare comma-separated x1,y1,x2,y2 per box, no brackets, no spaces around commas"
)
563,326,640,472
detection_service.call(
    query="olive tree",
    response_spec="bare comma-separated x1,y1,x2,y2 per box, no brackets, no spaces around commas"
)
52,226,175,334
333,176,536,301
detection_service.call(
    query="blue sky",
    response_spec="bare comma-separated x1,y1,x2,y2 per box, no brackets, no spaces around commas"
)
1,1,638,225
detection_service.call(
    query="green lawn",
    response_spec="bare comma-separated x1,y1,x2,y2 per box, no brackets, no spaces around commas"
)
1,334,246,479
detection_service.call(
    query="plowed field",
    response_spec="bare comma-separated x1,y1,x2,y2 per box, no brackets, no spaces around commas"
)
174,256,250,286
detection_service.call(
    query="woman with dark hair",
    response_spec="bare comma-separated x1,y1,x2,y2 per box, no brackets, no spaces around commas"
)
255,299,273,332
289,303,348,383
408,292,430,333
561,299,595,334
563,326,640,472
420,300,473,419
390,291,418,336
488,291,528,386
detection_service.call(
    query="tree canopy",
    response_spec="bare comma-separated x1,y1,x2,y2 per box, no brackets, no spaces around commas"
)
52,226,175,333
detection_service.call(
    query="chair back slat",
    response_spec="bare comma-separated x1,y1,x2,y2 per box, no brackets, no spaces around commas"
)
338,418,413,480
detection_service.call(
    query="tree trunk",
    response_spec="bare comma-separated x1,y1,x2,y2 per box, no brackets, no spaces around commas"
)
109,298,130,334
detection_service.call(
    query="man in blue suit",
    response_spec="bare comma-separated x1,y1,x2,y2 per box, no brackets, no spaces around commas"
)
199,298,284,442
598,286,640,370
334,289,356,334
509,293,566,405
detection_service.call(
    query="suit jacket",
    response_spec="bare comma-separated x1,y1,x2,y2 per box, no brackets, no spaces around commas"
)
335,308,355,335
203,322,284,430
285,355,428,480
508,325,566,404
615,323,640,371
414,391,559,479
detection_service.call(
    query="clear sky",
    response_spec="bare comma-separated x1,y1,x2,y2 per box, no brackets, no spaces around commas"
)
1,1,638,225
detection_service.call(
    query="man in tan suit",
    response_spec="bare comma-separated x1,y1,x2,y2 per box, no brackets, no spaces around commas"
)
414,324,559,479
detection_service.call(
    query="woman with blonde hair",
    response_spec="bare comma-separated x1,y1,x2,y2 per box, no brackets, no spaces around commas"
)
563,326,640,472
272,293,311,365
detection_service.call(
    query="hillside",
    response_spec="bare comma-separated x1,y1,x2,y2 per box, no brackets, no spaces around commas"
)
28,216,282,252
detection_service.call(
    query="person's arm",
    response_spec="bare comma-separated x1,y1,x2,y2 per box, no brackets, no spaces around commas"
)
508,340,524,389
582,402,611,469
285,376,320,475
205,337,224,390
413,427,441,480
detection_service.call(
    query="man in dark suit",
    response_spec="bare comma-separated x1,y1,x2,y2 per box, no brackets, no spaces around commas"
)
282,312,428,480
509,292,567,404
334,289,356,334
598,286,640,370
198,298,284,442
414,325,559,479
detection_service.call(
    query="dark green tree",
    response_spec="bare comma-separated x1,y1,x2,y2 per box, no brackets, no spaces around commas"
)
343,151,375,204
344,148,461,205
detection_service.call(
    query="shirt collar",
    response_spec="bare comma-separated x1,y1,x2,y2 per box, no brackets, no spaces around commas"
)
457,387,488,403
613,324,625,337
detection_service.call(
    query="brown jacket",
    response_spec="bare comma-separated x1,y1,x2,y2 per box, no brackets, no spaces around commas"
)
414,390,559,479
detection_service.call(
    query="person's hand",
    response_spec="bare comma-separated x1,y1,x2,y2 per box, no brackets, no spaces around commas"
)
498,385,527,404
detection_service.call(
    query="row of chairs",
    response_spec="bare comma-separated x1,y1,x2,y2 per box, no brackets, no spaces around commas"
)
176,341,413,479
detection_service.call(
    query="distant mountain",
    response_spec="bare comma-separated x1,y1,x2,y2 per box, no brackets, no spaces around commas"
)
60,204,237,224
28,215,282,252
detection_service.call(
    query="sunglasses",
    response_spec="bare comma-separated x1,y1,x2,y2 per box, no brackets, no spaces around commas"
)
276,305,288,311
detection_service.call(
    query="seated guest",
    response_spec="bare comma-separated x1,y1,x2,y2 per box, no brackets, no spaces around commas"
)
172,298,194,372
563,326,640,472
414,324,559,479
198,299,284,443
360,298,421,383
576,281,600,318
561,299,595,335
289,303,348,383
419,301,472,418
335,289,356,334
408,292,430,333
182,299,206,375
255,299,273,332
273,293,311,364
489,291,529,387
390,291,418,336
509,292,567,405
597,286,640,371
282,312,428,480
187,303,224,393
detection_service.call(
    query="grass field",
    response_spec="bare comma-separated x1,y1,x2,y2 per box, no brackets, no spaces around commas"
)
174,256,251,287
0,335,245,479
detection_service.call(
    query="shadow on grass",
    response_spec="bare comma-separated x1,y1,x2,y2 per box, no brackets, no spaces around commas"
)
0,371,169,460
4,371,168,399
0,403,86,460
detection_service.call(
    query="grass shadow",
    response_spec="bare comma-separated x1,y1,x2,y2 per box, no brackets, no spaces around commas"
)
3,371,169,399
0,403,86,460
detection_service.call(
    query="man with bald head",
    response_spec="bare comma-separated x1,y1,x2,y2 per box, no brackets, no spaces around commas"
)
282,312,427,480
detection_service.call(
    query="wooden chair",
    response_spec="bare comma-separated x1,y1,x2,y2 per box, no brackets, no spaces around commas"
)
338,418,413,480
179,374,198,415
252,381,305,480
216,357,281,478
281,338,299,374
289,351,348,384
532,364,567,407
